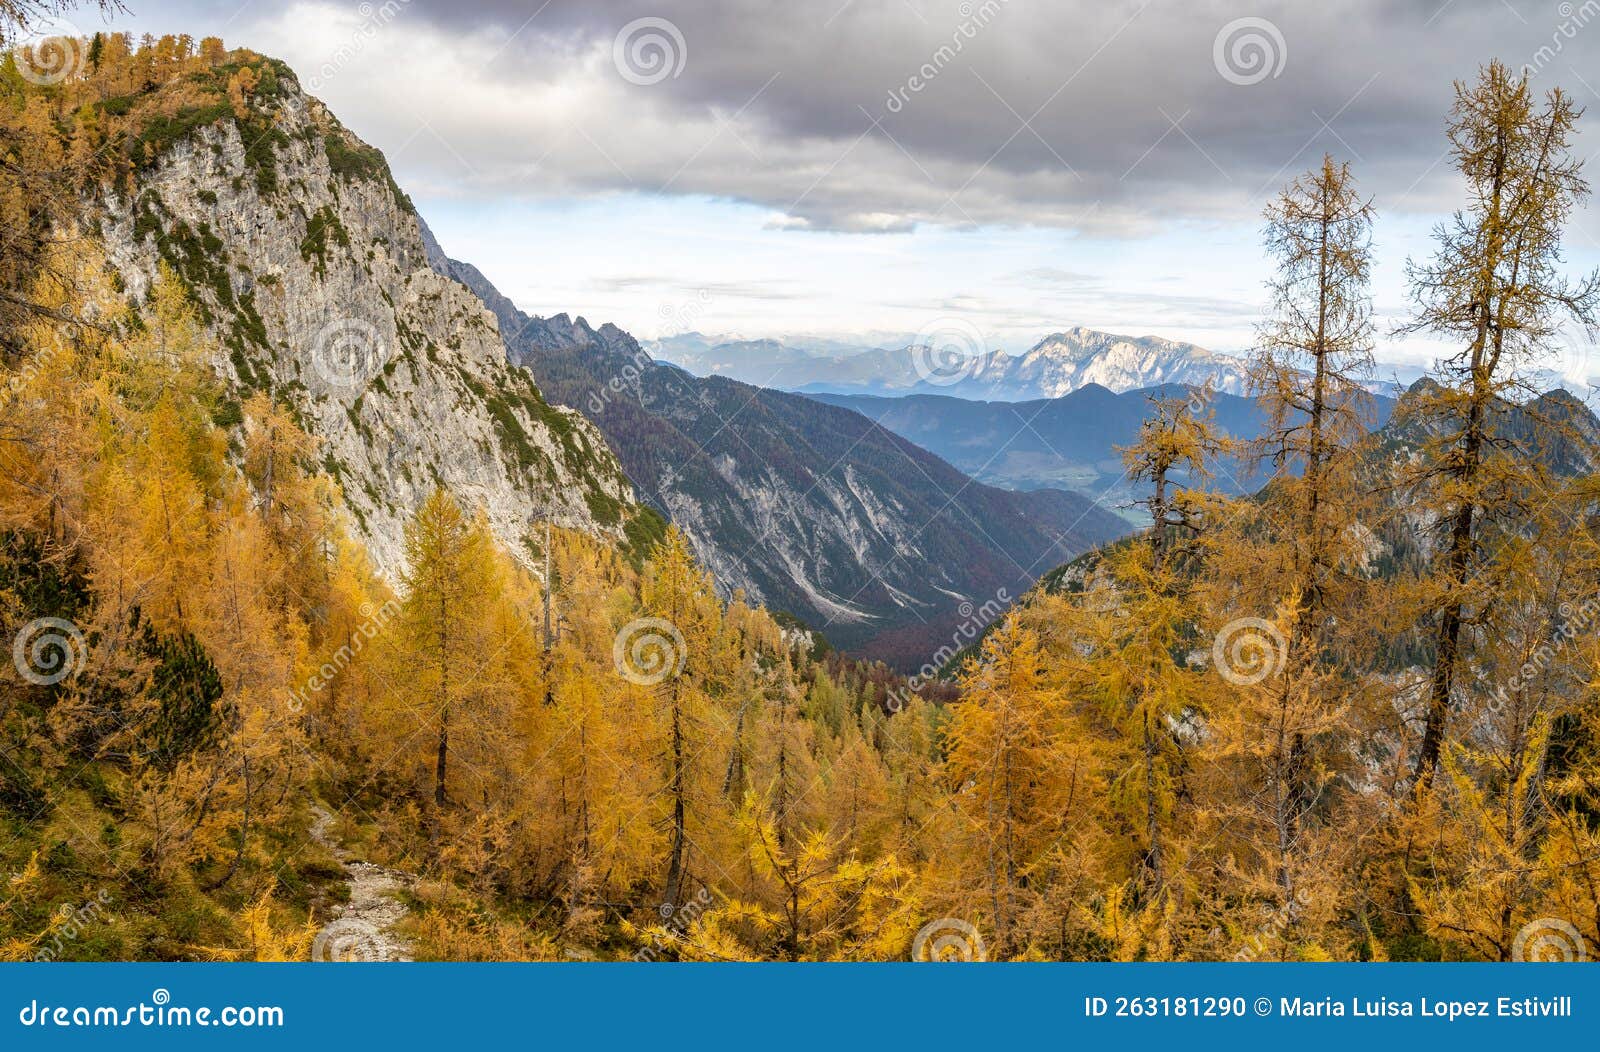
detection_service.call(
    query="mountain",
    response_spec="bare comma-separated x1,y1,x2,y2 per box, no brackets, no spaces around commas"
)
921,380,1600,680
810,385,1396,519
434,267,1129,663
952,328,1253,400
87,51,652,577
1033,381,1600,595
647,336,824,388
652,327,1252,400
644,332,901,389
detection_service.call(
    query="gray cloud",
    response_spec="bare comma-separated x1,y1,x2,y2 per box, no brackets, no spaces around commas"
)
126,0,1600,236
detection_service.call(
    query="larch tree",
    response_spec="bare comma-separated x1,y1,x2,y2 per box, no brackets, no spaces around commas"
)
636,527,730,913
1399,61,1599,785
1114,394,1223,897
1200,156,1379,948
1410,483,1600,958
0,1,125,354
397,487,496,813
941,614,1073,957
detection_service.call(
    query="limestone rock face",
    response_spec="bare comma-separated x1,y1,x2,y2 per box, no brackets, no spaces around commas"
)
96,80,635,578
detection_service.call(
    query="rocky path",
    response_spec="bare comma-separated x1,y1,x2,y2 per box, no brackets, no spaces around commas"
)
309,803,416,962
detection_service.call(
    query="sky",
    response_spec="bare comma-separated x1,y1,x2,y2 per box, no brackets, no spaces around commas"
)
38,0,1600,374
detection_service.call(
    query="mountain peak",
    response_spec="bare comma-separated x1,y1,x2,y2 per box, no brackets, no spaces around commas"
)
76,44,643,577
651,325,1251,400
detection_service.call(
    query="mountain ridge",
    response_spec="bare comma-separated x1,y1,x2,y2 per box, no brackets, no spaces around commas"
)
648,326,1253,400
434,254,1130,663
809,385,1398,516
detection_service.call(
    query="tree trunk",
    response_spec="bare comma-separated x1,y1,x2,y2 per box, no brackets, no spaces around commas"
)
663,680,687,911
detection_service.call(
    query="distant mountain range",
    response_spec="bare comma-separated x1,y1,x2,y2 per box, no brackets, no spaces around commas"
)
651,329,1600,407
648,327,1253,400
810,385,1396,522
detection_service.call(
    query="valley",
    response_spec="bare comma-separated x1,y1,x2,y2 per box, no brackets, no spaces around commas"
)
435,251,1128,662
3,11,1599,974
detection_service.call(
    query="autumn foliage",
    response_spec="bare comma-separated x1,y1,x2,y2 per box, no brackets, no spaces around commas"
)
2,31,1599,962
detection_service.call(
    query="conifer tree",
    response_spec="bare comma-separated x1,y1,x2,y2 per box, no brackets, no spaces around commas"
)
1400,61,1599,784
396,487,495,811
1198,157,1379,946
1116,394,1223,895
941,614,1073,956
636,528,728,911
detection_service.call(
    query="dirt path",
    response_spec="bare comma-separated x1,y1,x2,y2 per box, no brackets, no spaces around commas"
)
309,803,416,962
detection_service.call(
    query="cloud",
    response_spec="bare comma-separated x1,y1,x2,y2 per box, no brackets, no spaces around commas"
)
591,275,804,300
132,0,1600,236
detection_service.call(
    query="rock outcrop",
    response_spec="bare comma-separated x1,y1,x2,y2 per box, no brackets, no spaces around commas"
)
94,58,640,578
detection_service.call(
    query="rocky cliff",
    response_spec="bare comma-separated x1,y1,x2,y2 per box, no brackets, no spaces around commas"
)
91,53,643,577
